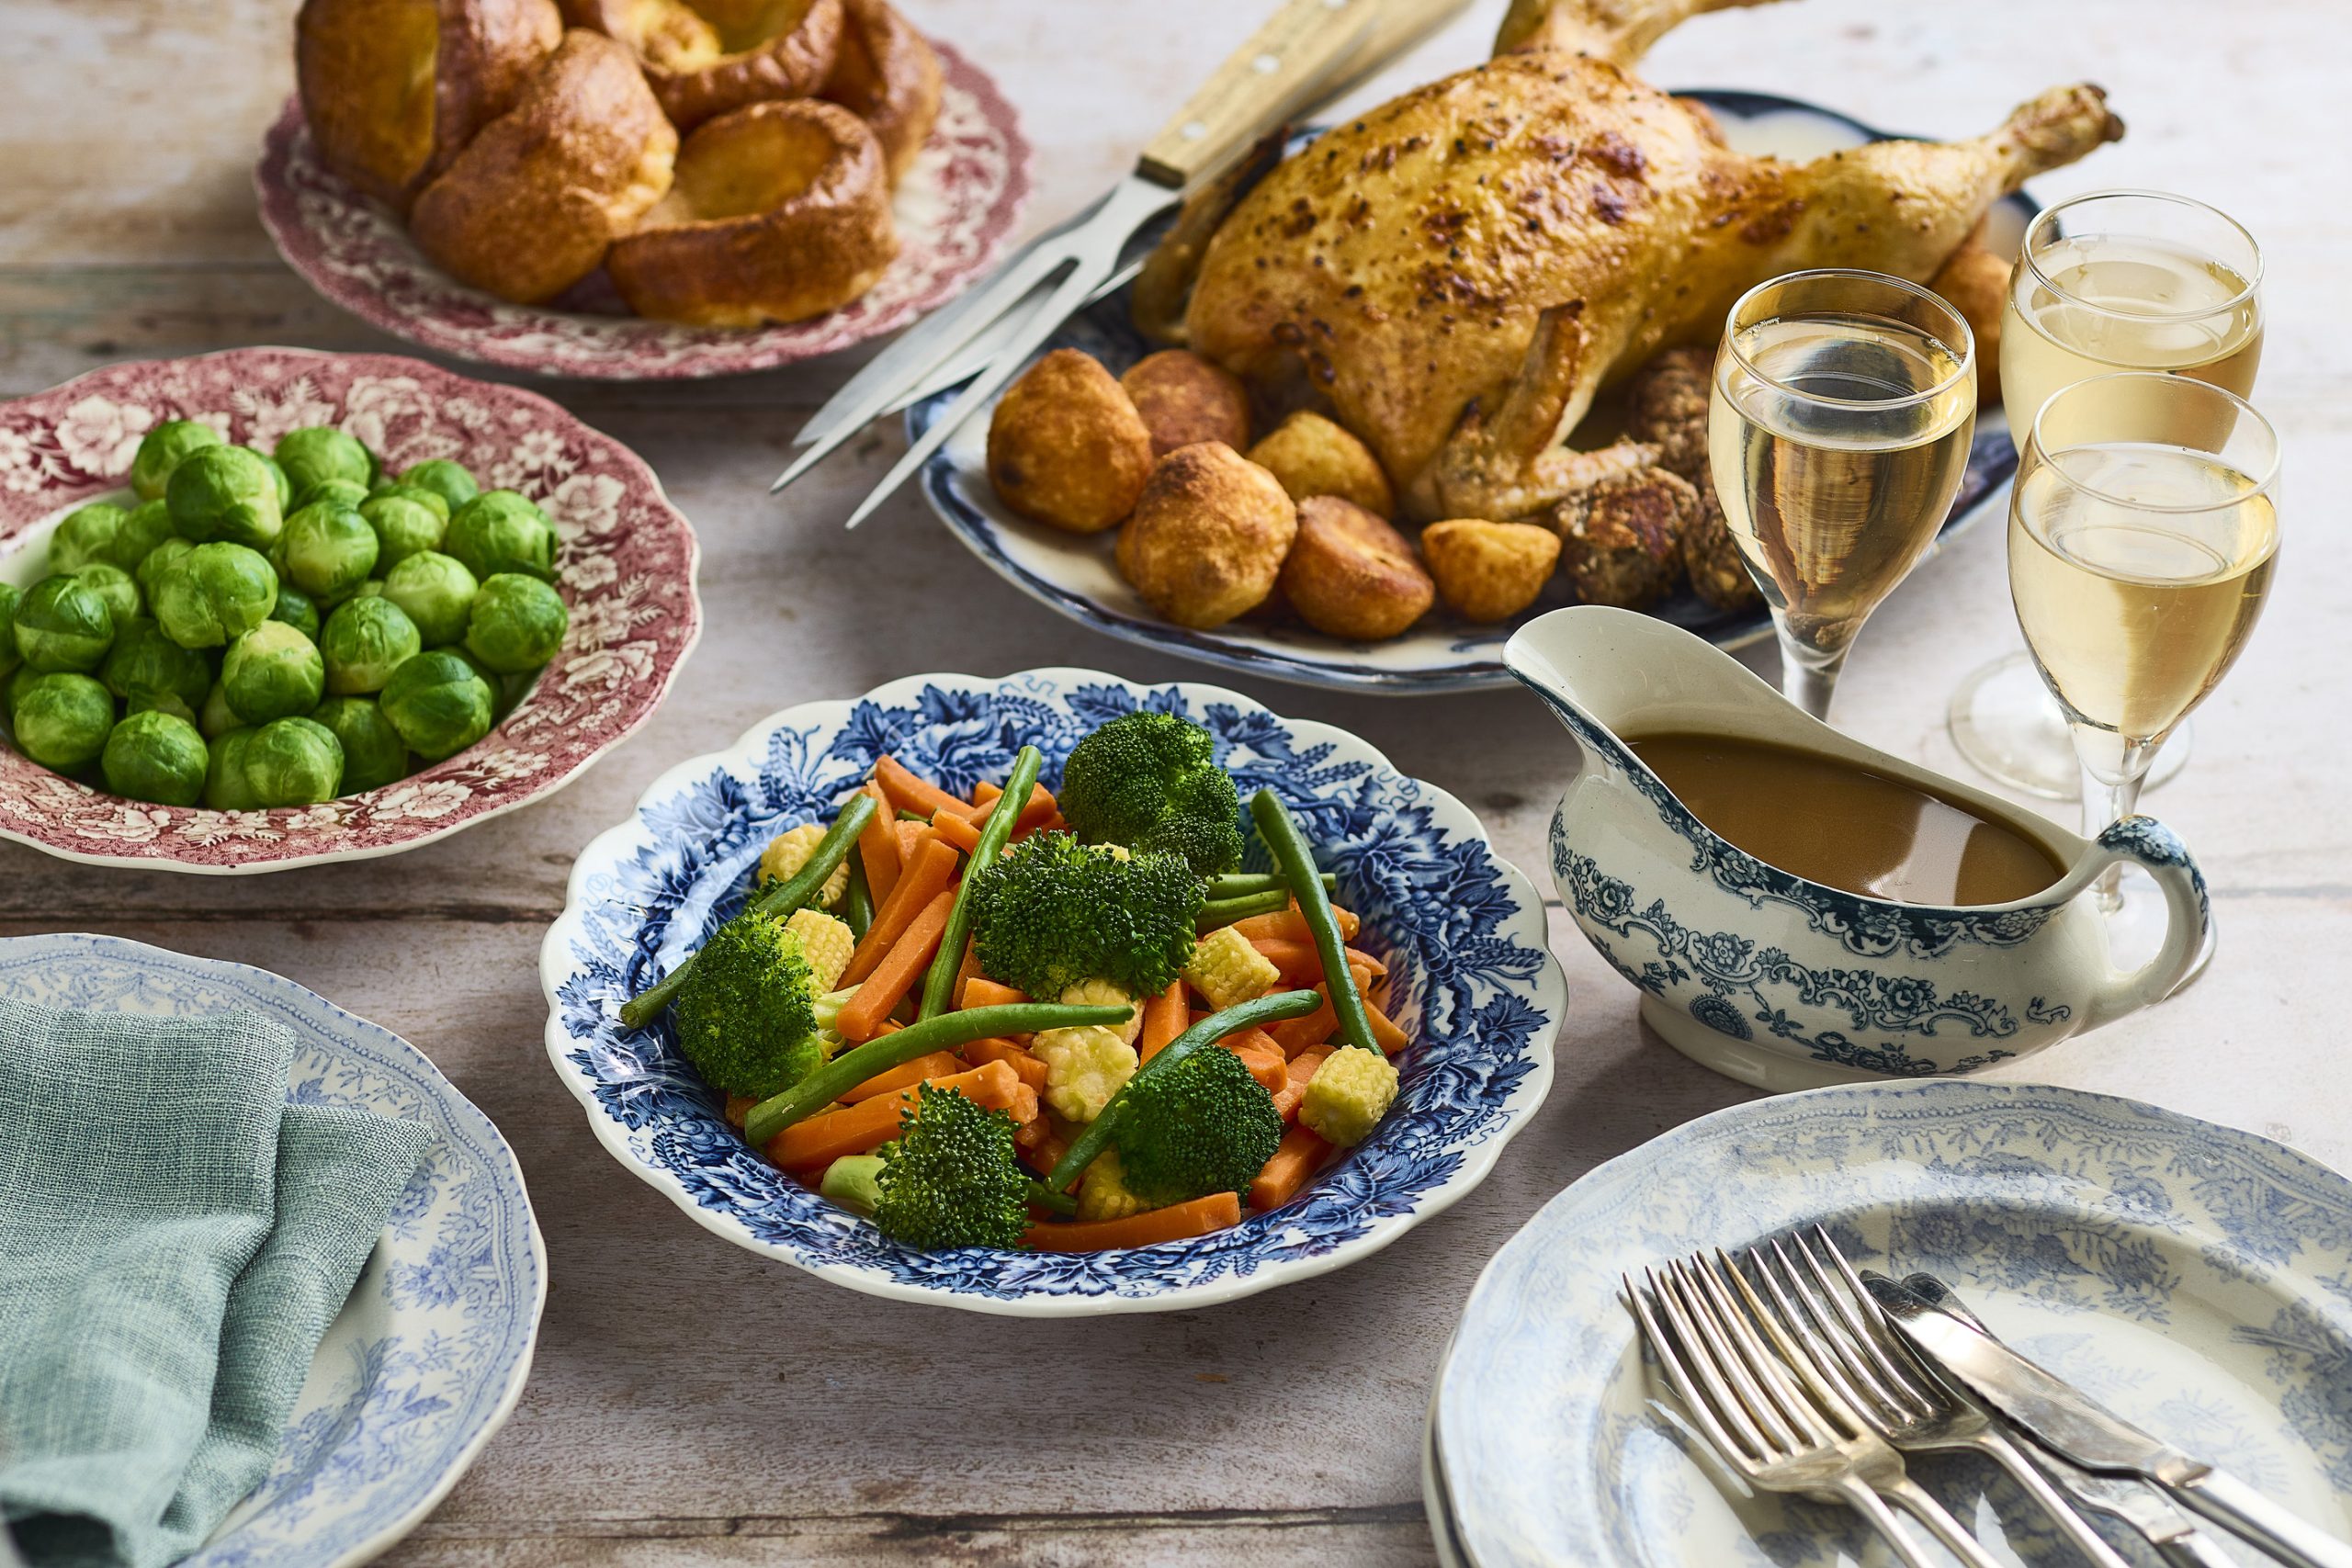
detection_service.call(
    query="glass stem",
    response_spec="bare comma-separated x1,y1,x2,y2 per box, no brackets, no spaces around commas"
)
2078,733,2158,915
1774,627,1848,722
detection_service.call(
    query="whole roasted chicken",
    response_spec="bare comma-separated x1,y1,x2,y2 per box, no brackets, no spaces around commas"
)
1148,0,2124,522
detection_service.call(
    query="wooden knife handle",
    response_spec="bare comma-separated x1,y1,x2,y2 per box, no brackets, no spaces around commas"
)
1135,0,1376,188
1313,0,1473,110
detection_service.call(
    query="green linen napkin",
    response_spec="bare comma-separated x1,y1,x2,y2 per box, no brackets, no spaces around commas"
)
0,996,434,1568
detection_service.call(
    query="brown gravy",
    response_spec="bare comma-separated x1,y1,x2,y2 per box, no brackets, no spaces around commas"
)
1627,732,2063,906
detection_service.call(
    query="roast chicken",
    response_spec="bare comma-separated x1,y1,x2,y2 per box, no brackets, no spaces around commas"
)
1153,0,2125,522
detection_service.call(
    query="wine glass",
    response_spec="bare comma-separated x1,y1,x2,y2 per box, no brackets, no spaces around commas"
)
2009,371,2279,982
1709,269,1978,720
1951,189,2265,797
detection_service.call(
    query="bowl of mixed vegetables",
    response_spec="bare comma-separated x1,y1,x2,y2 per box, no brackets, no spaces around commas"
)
542,669,1566,1314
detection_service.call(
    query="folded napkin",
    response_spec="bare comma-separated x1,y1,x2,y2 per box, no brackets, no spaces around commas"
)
0,996,434,1568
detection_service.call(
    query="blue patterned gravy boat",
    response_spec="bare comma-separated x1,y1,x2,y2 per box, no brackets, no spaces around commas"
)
1506,607,2211,1090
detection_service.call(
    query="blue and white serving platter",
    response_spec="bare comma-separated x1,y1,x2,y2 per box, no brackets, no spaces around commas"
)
1428,1079,2352,1567
0,933,545,1568
540,667,1567,1315
913,92,2029,695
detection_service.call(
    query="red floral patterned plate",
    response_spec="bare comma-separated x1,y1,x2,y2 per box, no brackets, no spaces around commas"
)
254,44,1031,379
0,348,700,873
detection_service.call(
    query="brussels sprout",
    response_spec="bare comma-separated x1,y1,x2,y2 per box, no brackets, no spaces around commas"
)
128,691,198,727
70,563,141,628
379,649,492,761
198,680,239,739
119,500,179,568
358,492,446,570
48,502,131,574
379,550,479,647
267,583,321,643
221,620,325,724
279,501,379,601
445,491,554,582
463,573,568,674
13,574,116,673
0,582,18,680
153,542,277,649
374,482,451,523
204,728,257,810
398,458,479,513
11,672,114,771
294,476,372,513
101,617,214,714
136,536,195,604
5,663,40,717
319,595,421,695
245,447,293,512
130,419,225,501
274,427,374,496
166,445,283,551
241,716,345,806
311,696,409,791
101,708,209,806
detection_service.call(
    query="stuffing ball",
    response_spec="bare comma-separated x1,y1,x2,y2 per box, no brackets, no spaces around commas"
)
1420,519,1562,622
1679,490,1762,611
1622,348,1713,485
1278,496,1433,640
1246,411,1395,519
987,348,1155,533
1547,467,1700,610
1120,350,1251,458
1114,443,1296,628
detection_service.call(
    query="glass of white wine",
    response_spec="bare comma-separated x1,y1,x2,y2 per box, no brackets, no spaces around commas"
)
1710,269,1978,719
1951,189,2265,798
2010,371,2279,976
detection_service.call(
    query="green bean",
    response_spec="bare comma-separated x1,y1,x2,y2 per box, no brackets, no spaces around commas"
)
842,855,875,942
1042,987,1322,1194
620,791,878,1031
1196,889,1289,931
1250,788,1376,1056
1204,871,1336,901
917,746,1041,1021
897,807,931,822
742,999,1131,1149
1026,1181,1078,1216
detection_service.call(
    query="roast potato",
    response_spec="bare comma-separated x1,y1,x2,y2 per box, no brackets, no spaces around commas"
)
1115,444,1295,628
1278,496,1432,640
563,0,843,130
1247,411,1396,520
987,350,1157,535
1547,467,1699,610
1421,519,1561,623
1933,236,2009,406
1121,351,1251,459
820,0,941,186
297,0,561,210
410,30,676,304
608,100,897,326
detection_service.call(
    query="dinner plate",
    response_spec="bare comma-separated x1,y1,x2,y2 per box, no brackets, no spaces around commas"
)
1430,1079,2352,1567
914,91,2028,694
541,666,1567,1315
254,45,1030,379
0,932,544,1568
0,347,700,873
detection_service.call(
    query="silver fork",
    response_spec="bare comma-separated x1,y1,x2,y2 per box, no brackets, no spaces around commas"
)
1626,1257,1944,1568
1747,1230,2138,1568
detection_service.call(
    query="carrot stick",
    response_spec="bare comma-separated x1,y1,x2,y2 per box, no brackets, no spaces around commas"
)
952,939,983,1008
1230,907,1361,944
839,1049,967,1103
1022,813,1067,840
836,889,955,1041
1366,995,1409,1055
929,807,982,855
962,976,1027,1010
1250,938,1386,987
1222,1028,1290,1094
1250,1124,1331,1212
1138,980,1188,1063
1008,1081,1040,1126
854,782,899,909
876,755,965,818
1272,1044,1333,1122
964,1036,1048,1091
842,836,959,986
1269,987,1336,1055
1017,1111,1071,1172
764,1059,1017,1168
1023,1191,1242,1251
894,819,927,861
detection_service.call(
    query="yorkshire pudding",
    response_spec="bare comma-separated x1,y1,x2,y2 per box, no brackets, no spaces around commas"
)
296,0,562,209
410,30,677,304
562,0,843,130
820,0,941,186
607,99,897,326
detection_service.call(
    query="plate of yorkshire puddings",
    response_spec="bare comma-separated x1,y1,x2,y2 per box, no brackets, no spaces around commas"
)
919,95,2029,694
259,0,1031,378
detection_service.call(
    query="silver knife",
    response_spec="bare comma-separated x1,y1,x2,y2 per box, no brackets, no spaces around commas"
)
1868,1273,2352,1568
1900,1273,2241,1568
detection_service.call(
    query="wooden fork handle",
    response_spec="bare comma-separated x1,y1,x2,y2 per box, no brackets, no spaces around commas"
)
1313,0,1473,109
1135,0,1377,187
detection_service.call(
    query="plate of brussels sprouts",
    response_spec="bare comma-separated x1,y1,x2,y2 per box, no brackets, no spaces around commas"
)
542,669,1566,1315
0,347,699,872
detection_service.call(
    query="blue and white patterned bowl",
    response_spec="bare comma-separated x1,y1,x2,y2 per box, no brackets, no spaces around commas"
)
1430,1079,2352,1567
0,933,545,1568
539,668,1567,1315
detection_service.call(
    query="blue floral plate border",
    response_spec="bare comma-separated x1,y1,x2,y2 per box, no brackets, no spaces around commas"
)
539,667,1567,1315
0,933,545,1568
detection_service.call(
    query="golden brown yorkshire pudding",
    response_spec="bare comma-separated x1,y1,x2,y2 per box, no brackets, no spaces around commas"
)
820,0,941,186
410,30,677,304
562,0,843,130
296,0,562,210
607,99,897,326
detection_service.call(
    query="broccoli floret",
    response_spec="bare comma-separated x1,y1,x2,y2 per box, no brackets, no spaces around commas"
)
1057,710,1244,876
1109,1043,1283,1207
671,910,830,1100
967,831,1202,1000
871,1085,1032,1250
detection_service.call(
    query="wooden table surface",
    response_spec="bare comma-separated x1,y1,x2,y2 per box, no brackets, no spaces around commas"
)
5,1,2345,1562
